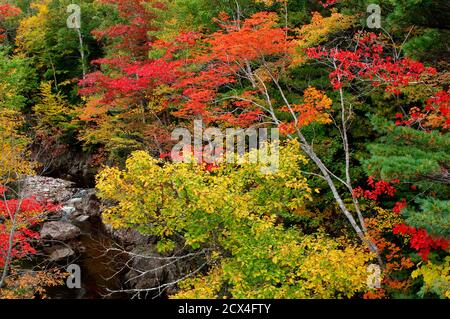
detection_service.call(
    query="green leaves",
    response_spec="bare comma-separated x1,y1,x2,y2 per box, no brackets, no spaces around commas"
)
404,199,450,238
0,49,37,110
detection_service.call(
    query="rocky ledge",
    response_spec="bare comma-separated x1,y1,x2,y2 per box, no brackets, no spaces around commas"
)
20,176,101,262
20,175,195,297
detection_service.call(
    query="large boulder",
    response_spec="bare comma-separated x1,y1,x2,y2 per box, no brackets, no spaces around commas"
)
20,176,103,223
40,221,81,241
124,246,177,293
72,189,102,217
124,245,201,296
106,227,156,246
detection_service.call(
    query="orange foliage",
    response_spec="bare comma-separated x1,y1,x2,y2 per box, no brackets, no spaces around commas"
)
0,268,66,299
365,208,414,297
279,86,333,134
208,12,288,63
173,12,288,125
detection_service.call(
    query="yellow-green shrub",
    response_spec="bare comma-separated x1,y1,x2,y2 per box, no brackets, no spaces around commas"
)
97,141,373,298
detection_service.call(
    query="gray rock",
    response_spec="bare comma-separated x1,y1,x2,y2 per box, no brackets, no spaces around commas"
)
124,245,200,296
19,176,77,203
124,246,175,292
41,221,81,241
20,176,102,222
106,227,156,246
75,215,90,223
73,189,102,217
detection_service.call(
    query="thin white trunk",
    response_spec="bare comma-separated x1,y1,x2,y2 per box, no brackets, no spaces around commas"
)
76,28,86,79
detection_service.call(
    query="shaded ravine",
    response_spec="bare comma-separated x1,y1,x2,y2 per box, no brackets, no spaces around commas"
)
31,172,186,299
33,172,128,299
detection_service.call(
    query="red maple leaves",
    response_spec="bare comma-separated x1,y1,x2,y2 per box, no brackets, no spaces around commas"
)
79,1,196,110
319,0,341,8
392,199,407,214
79,0,160,102
0,4,20,18
354,176,398,201
172,12,287,125
395,90,450,129
0,195,60,268
0,3,21,40
208,12,288,62
92,0,157,57
306,32,436,93
355,178,449,261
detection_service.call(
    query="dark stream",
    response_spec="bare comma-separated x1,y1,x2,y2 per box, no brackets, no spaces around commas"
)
46,218,125,299
44,173,127,299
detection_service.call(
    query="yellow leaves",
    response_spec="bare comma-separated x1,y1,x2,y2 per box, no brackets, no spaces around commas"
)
271,255,279,264
412,256,450,299
251,216,276,238
255,0,287,6
0,108,25,138
96,140,312,234
76,93,174,161
293,206,315,218
284,177,309,190
365,206,404,234
194,233,373,299
294,235,374,298
0,109,35,184
15,0,50,62
95,141,374,299
33,81,72,131
172,265,224,299
298,10,356,43
146,85,172,113
302,86,333,120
